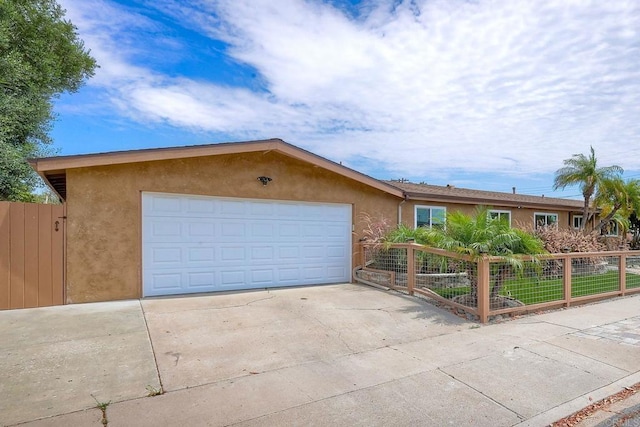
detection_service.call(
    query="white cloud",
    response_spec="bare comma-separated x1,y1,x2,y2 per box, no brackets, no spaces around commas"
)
58,0,640,185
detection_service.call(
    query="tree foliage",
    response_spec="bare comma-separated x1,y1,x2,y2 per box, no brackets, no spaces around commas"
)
384,208,546,298
553,146,623,230
594,177,640,235
424,209,544,257
0,0,96,200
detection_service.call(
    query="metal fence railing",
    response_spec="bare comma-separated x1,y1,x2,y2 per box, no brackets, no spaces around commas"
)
355,243,640,323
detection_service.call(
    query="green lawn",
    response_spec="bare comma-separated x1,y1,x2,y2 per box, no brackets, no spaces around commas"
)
431,271,640,305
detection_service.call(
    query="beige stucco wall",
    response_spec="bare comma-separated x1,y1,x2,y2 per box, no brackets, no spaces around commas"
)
65,151,402,303
399,201,577,230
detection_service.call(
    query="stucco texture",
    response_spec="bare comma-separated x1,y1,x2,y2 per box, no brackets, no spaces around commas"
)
65,151,401,303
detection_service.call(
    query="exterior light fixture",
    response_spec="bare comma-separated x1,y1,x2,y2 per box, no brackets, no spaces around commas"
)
257,176,272,186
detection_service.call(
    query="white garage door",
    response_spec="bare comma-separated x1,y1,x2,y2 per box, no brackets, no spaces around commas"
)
142,193,352,297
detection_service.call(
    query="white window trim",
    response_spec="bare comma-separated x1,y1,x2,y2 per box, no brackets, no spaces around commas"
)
572,215,583,230
489,209,512,226
415,205,446,229
534,212,559,229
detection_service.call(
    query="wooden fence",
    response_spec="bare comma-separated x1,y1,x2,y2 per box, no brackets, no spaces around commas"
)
0,202,65,310
356,243,640,323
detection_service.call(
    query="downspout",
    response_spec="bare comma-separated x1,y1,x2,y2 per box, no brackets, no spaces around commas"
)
398,193,408,226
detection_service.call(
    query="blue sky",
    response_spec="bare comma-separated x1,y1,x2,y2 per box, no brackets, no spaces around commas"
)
52,0,640,199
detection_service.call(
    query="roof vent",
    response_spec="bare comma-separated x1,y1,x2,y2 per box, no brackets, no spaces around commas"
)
512,187,516,194
446,184,455,189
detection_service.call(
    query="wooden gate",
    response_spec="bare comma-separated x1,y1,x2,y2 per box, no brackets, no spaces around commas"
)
0,202,65,310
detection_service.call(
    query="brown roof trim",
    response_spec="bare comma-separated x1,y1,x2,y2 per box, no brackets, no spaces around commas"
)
386,181,585,211
29,138,404,200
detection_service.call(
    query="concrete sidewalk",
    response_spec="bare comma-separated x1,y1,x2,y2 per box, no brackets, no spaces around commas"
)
1,284,639,426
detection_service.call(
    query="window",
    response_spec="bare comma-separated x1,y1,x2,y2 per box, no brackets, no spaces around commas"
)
415,206,446,228
489,210,511,225
603,221,619,236
572,215,583,229
535,212,558,229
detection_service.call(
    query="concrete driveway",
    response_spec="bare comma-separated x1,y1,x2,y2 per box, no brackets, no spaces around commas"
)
1,284,639,426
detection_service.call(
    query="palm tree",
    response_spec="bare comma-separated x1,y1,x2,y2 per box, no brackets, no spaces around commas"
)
593,177,640,235
553,147,623,231
421,208,545,300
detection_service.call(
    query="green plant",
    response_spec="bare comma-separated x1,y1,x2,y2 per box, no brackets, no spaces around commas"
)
91,394,111,426
553,146,623,230
421,207,546,299
146,385,164,397
594,178,640,235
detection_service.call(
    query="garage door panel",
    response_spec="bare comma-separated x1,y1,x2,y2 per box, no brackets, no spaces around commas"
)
303,205,325,219
221,222,246,238
151,247,182,264
279,246,300,259
251,246,274,261
186,198,215,214
143,193,351,296
327,245,346,258
145,243,216,267
303,266,325,280
326,224,349,238
251,269,274,283
220,246,246,261
220,201,245,215
187,221,215,237
148,272,183,291
148,196,182,214
188,247,215,263
327,266,348,279
250,201,275,216
149,220,182,240
278,267,301,282
220,270,246,287
302,224,324,238
251,223,275,238
302,245,324,259
278,223,300,238
187,271,216,287
277,204,301,217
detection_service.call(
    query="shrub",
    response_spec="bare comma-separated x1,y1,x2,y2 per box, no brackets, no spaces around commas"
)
359,212,394,245
529,225,604,253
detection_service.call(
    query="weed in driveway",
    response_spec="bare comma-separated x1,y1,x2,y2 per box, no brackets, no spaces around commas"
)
91,394,111,426
146,384,164,397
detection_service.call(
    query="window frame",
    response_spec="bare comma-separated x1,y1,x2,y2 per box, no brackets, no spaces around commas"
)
489,209,512,226
534,212,559,229
415,205,446,229
572,215,583,230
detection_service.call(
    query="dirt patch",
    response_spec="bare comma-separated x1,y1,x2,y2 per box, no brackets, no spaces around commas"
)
551,382,639,426
451,294,525,310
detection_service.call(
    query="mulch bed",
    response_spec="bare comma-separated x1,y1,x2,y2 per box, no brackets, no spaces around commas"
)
551,382,639,426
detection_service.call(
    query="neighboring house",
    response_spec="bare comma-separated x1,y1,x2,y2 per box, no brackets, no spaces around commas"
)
384,180,588,232
29,138,591,304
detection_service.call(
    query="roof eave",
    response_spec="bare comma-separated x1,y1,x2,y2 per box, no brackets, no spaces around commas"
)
28,138,404,200
404,192,584,211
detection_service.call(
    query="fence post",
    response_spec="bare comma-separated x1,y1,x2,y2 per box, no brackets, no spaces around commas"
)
407,245,415,296
620,254,626,295
477,255,489,324
563,256,572,307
